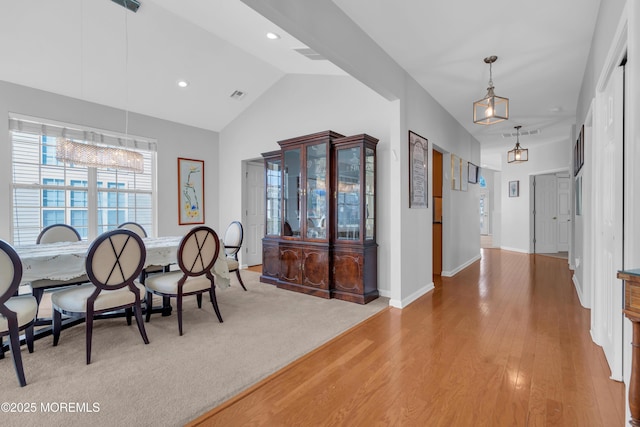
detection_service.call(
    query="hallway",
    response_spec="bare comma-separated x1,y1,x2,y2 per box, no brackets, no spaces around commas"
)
192,249,624,426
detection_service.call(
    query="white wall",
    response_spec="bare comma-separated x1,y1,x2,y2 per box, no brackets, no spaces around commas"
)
0,80,219,241
500,139,571,253
219,74,393,293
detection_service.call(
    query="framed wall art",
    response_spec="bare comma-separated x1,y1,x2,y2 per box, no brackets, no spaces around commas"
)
468,162,479,184
451,154,460,191
409,131,428,208
509,180,519,198
178,157,205,225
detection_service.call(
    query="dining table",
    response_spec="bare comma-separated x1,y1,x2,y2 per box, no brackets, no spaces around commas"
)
16,235,231,288
8,235,231,345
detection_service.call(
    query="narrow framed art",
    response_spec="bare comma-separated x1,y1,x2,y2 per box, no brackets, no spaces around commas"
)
409,131,428,208
509,180,519,197
178,157,205,225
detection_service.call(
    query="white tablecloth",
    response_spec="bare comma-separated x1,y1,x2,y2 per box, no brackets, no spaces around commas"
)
16,235,230,288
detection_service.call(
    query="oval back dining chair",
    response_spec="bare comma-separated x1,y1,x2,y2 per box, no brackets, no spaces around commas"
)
117,222,148,237
31,224,89,322
117,222,168,283
144,226,222,336
0,240,37,387
223,221,247,291
36,223,82,244
51,229,149,364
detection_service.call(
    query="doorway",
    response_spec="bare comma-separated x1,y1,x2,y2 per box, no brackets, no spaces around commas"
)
532,172,570,256
432,149,443,277
243,160,265,267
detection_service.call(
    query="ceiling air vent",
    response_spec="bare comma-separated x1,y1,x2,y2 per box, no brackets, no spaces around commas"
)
230,90,245,100
501,129,541,138
111,0,140,13
294,48,327,61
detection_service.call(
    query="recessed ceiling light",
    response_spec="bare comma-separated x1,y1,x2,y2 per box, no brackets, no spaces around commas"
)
177,80,189,88
266,32,280,40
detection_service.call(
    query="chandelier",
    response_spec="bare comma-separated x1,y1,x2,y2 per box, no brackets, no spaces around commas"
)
473,56,509,125
507,126,528,163
56,139,144,173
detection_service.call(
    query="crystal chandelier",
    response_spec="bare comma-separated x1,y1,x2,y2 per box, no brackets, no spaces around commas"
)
507,126,528,163
473,56,509,125
56,139,144,173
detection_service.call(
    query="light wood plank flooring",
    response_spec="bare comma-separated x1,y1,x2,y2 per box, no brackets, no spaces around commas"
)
189,249,625,426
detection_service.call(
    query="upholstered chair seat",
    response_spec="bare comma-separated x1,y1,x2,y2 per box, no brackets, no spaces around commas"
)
0,240,37,387
51,282,146,313
0,297,38,332
145,271,212,295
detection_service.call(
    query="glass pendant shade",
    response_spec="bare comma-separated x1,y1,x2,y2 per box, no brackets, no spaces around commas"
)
507,143,528,163
507,126,528,163
56,139,144,173
473,87,509,125
473,55,509,125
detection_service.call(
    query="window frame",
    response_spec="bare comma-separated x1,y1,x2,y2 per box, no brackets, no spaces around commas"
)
9,115,157,245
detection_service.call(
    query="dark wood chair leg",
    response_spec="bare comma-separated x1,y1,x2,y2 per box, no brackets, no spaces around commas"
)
177,294,183,336
145,291,153,322
32,288,45,319
235,270,247,291
209,288,223,323
9,325,26,387
25,325,34,353
196,293,202,308
0,335,4,359
52,309,62,346
133,304,149,344
85,314,93,365
125,307,133,325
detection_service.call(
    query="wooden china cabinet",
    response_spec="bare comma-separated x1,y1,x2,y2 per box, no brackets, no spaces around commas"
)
260,130,378,304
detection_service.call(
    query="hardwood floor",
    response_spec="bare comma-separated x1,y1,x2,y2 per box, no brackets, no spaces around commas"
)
188,250,625,426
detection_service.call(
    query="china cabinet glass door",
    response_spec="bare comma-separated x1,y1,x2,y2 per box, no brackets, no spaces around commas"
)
336,146,361,240
283,148,301,237
365,147,375,240
265,157,281,236
305,143,327,239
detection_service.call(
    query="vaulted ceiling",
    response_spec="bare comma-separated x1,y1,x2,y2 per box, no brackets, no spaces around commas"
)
0,0,601,169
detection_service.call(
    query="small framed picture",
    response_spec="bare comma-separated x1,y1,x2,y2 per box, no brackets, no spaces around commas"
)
509,180,519,197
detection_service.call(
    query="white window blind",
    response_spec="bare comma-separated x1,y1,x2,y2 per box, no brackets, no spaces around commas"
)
10,114,157,246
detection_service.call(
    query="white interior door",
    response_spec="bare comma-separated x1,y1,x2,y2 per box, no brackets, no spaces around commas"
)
594,65,624,380
244,161,265,266
534,174,558,253
557,174,570,252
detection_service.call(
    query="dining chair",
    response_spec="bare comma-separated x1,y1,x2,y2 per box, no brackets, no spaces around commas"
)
223,221,247,291
30,224,89,321
51,229,149,364
144,226,223,336
117,222,168,282
0,240,37,387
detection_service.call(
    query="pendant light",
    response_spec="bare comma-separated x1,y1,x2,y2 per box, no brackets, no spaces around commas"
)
473,56,509,125
507,126,528,163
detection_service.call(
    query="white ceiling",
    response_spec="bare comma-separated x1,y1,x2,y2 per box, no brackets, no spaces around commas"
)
0,0,602,168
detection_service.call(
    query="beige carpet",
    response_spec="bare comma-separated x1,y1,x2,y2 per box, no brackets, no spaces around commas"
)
1,271,388,426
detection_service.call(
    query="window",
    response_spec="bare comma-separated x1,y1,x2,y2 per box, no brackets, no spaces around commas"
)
10,115,156,246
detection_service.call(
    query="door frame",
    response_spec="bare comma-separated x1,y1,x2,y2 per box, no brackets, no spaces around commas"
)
241,158,265,268
528,168,569,254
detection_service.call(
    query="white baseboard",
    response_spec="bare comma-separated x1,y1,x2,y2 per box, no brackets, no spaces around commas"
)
500,246,529,254
572,274,588,308
441,254,481,277
388,282,435,309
